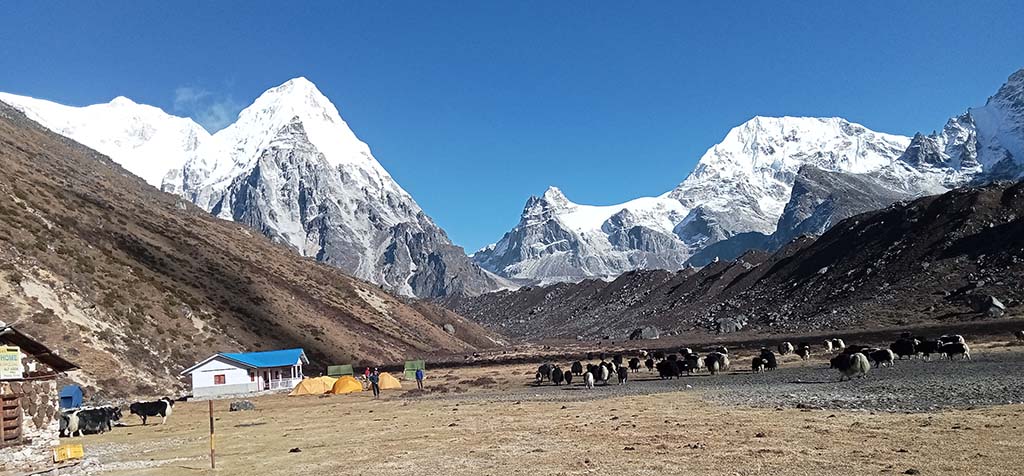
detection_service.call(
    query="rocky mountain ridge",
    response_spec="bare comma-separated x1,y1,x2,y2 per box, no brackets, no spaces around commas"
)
0,78,503,298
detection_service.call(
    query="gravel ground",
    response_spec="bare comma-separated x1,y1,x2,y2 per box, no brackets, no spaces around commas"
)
416,345,1024,413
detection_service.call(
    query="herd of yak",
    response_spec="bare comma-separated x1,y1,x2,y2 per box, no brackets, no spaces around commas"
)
59,397,176,437
534,331,990,387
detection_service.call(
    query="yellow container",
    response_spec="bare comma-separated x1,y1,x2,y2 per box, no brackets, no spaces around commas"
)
53,444,84,462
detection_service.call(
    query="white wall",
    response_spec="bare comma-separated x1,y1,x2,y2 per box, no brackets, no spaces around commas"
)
189,356,252,389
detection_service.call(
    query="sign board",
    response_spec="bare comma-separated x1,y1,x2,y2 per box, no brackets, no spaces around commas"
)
327,364,354,377
403,360,426,381
0,346,21,380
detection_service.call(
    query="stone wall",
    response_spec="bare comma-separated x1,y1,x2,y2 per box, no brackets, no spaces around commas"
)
1,379,60,474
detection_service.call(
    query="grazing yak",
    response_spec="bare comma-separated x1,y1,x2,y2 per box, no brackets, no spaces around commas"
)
599,363,611,384
129,398,174,425
759,349,778,371
890,338,918,360
831,338,846,351
777,342,794,355
869,348,896,368
628,357,641,373
941,342,971,360
714,346,729,355
584,371,595,389
1015,330,1024,342
830,353,870,381
617,367,629,385
823,340,834,353
571,361,584,376
62,406,122,436
674,358,690,376
656,359,679,379
644,357,655,372
751,357,765,373
551,367,565,385
705,352,729,375
795,344,811,360
563,370,574,385
685,354,704,374
536,364,553,382
916,339,942,360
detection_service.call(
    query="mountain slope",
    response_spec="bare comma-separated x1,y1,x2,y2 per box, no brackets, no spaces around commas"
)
445,181,1024,339
0,102,500,398
0,79,502,298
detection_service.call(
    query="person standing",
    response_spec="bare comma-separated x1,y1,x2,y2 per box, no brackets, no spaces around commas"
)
369,369,381,399
415,368,425,390
363,366,371,381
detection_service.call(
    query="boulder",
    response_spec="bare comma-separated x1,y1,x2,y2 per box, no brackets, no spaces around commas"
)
229,400,256,412
442,323,456,335
968,294,1006,317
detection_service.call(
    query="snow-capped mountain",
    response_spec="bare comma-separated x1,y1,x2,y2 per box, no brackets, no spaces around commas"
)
666,116,911,248
473,187,689,284
899,68,1024,183
0,78,502,298
480,68,1024,284
476,117,914,283
0,92,208,187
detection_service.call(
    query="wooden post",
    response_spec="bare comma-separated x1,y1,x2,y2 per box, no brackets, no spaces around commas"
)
208,400,215,469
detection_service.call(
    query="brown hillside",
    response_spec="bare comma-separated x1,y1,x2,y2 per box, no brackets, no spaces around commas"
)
0,102,500,399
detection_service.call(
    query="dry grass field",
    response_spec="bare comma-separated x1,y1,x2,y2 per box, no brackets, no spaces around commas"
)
66,346,1024,476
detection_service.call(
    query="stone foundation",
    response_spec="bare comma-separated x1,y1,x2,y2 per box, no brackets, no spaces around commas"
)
1,379,60,474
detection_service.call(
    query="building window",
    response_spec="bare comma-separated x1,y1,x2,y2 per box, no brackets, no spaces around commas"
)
250,372,255,382
214,374,226,385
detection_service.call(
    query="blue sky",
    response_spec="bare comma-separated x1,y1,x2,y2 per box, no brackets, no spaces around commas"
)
2,1,1023,251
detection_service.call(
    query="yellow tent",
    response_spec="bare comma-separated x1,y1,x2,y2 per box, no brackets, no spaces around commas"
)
289,376,336,396
330,375,364,394
378,372,402,390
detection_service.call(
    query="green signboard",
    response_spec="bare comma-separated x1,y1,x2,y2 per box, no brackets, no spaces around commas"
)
403,360,426,381
327,364,354,377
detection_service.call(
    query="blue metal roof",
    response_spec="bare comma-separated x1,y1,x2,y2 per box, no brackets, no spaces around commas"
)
220,348,306,368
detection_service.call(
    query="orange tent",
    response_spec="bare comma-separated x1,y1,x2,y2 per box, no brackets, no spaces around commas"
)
378,372,402,390
289,376,336,396
330,375,363,394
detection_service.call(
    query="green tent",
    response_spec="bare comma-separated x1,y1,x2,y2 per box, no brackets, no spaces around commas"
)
403,360,426,380
327,364,354,377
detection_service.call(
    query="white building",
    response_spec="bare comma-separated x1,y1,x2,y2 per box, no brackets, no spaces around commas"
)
181,348,308,398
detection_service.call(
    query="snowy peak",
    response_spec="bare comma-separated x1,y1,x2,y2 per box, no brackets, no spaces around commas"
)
677,116,909,184
215,76,379,170
107,95,142,107
541,186,573,209
0,91,209,187
898,68,1024,180
665,116,910,242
